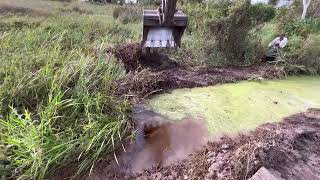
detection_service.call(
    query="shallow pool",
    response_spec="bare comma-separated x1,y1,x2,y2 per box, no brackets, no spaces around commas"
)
148,76,320,135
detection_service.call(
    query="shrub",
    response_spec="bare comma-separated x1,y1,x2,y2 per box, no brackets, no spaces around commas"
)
249,3,276,24
0,5,40,16
279,19,320,38
284,35,304,56
256,23,278,48
0,8,135,179
140,0,160,6
294,34,320,74
58,6,94,14
174,0,275,66
209,0,272,65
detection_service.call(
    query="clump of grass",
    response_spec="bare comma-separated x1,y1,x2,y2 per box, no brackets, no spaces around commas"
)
113,6,142,24
0,2,138,179
59,6,94,15
0,44,132,179
0,5,36,15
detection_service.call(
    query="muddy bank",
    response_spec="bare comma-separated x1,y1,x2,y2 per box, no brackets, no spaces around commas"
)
132,108,320,180
108,43,284,102
89,108,320,180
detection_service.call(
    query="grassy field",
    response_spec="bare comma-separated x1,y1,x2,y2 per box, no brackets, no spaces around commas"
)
0,0,141,179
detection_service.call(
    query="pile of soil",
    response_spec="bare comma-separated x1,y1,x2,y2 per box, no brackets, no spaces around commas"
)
107,43,179,72
89,109,320,180
108,43,285,102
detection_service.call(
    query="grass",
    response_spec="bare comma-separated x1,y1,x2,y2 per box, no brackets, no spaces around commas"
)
0,0,139,179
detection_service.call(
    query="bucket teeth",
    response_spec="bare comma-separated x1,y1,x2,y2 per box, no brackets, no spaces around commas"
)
142,9,187,48
144,27,175,48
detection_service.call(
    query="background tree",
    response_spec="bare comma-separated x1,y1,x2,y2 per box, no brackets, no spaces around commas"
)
268,0,279,6
301,0,311,19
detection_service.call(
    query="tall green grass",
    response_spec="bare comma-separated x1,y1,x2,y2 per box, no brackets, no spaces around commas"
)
0,2,138,179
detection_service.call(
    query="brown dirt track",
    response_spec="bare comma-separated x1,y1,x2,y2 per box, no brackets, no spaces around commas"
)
88,109,320,180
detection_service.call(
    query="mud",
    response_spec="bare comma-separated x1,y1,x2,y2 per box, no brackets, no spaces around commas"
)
86,109,320,180
88,107,209,179
107,43,179,72
122,108,320,180
110,43,284,102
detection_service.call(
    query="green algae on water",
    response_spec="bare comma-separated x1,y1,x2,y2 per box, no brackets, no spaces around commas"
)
148,76,320,135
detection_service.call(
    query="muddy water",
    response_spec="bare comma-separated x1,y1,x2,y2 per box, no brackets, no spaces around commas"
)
148,76,320,135
123,107,209,173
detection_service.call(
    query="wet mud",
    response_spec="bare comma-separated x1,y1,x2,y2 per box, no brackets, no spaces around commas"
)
87,109,320,180
109,43,284,102
106,43,179,72
131,108,320,180
87,107,209,179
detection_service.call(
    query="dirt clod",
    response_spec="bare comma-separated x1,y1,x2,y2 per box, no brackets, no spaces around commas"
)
111,43,179,72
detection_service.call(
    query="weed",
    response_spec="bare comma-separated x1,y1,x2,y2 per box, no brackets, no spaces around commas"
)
0,5,36,15
113,6,142,24
0,1,135,179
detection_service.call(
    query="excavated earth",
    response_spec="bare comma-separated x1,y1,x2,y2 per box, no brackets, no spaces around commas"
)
107,43,284,102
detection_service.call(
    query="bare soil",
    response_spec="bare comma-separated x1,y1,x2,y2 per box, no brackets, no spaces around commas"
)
88,108,320,180
109,43,285,102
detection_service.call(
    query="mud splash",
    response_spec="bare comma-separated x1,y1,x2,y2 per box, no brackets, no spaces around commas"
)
126,106,209,173
87,107,209,179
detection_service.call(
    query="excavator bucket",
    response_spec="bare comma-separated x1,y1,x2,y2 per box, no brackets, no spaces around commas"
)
142,9,187,48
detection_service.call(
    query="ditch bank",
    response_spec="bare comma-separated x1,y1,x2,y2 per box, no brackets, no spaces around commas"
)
107,43,284,102
130,108,320,180
89,109,320,180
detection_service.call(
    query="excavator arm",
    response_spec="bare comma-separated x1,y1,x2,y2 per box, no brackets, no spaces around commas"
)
142,0,187,48
162,0,177,26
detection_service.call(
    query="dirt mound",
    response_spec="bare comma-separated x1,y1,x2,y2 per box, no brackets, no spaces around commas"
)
108,43,179,72
115,64,283,102
108,43,284,102
124,109,320,180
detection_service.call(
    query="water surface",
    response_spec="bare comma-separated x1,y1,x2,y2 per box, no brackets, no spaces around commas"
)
148,76,320,135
